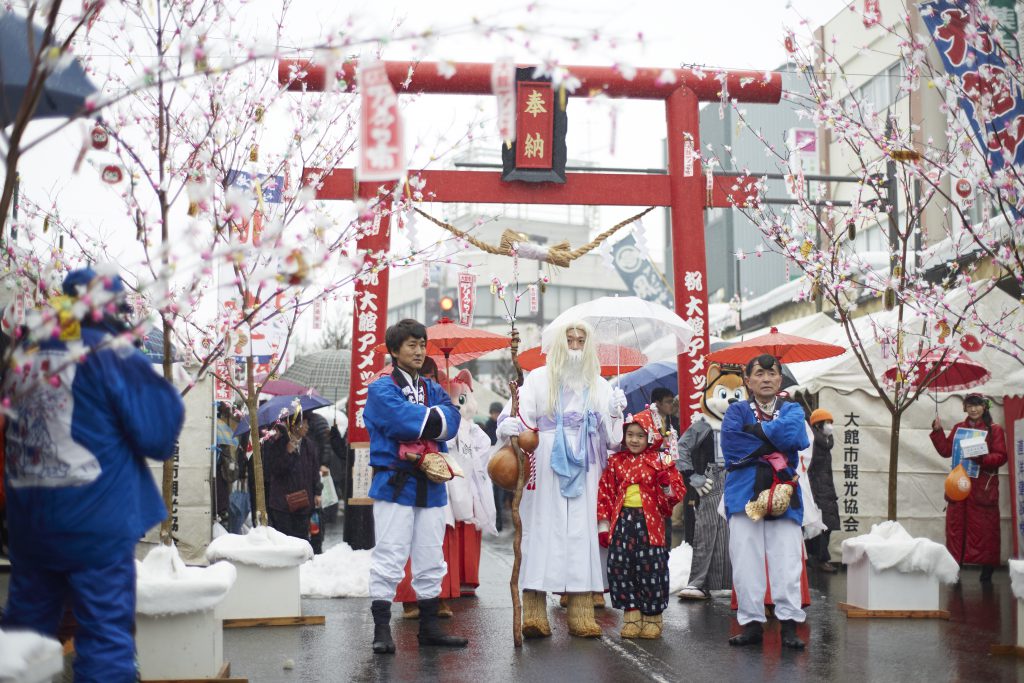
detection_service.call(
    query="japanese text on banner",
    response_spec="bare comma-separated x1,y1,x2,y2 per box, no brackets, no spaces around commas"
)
842,412,861,533
515,82,554,170
681,268,707,416
491,58,516,144
457,272,477,326
359,61,405,181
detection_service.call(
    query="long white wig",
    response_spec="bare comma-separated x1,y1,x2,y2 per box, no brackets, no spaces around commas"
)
545,319,601,414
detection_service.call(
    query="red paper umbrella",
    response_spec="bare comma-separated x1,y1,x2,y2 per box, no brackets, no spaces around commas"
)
518,344,648,376
374,317,509,377
883,348,990,391
705,327,846,365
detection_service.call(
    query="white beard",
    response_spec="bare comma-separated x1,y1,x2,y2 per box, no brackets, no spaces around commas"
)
561,350,586,391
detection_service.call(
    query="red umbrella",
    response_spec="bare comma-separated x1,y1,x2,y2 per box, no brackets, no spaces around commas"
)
260,378,321,396
374,317,510,377
518,344,648,376
705,327,845,365
882,348,990,391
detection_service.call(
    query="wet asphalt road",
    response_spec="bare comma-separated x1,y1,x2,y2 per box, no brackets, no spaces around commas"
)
223,525,1024,683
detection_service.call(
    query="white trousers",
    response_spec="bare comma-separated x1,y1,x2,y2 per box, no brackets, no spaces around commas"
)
728,514,806,625
369,501,447,601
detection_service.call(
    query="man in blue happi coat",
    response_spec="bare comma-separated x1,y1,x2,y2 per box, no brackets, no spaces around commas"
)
2,267,185,682
721,354,809,650
363,318,468,653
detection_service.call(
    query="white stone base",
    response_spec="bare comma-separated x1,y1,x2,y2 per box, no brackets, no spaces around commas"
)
214,562,301,620
846,556,940,611
136,609,222,680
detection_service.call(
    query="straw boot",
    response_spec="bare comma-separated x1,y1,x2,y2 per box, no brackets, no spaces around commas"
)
620,610,642,639
559,594,569,608
638,613,663,639
438,599,453,618
566,592,602,638
592,592,606,608
402,602,419,619
522,590,552,638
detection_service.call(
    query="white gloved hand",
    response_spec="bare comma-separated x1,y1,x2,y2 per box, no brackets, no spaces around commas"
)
609,388,627,417
496,418,524,439
699,478,714,496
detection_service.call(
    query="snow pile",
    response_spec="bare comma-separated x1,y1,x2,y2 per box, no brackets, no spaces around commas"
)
136,544,237,617
668,542,693,594
841,521,959,584
1009,559,1024,601
0,628,63,681
205,525,313,569
300,542,373,598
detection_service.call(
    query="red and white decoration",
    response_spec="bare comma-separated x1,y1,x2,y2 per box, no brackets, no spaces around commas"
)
358,61,405,181
457,271,477,326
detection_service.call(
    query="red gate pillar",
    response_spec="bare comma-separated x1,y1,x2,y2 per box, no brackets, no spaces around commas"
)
344,202,392,550
666,86,708,433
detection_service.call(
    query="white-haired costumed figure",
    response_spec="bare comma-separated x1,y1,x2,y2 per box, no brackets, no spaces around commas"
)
497,321,626,638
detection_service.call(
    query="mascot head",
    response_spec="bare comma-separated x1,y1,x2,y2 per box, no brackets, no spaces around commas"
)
701,363,746,426
441,368,478,429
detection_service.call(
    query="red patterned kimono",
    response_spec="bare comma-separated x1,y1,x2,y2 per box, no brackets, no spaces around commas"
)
597,449,686,546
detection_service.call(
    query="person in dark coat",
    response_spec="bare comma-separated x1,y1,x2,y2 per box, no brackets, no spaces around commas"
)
264,414,323,542
930,394,1007,582
805,409,839,573
483,401,509,531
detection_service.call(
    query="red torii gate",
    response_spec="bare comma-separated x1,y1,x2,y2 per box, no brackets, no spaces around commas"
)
279,59,778,447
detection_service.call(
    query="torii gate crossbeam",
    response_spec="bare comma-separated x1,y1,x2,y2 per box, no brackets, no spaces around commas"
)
280,59,780,443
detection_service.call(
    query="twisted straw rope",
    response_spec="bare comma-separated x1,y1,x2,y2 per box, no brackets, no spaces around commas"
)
413,205,656,266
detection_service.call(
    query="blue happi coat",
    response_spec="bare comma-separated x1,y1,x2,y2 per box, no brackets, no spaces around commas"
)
721,400,809,525
363,373,461,507
5,325,185,570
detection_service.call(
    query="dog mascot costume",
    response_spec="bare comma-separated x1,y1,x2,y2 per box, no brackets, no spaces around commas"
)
676,363,745,599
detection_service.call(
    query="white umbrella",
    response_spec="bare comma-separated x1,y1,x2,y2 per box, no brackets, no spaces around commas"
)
541,296,694,372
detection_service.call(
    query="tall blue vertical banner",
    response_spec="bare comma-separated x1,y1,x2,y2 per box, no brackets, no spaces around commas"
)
921,1,1024,198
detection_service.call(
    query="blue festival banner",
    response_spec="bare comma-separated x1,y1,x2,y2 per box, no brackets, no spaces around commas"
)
225,169,284,204
611,234,673,308
921,1,1024,180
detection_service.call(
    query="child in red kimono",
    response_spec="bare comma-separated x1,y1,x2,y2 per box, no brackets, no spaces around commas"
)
597,411,686,639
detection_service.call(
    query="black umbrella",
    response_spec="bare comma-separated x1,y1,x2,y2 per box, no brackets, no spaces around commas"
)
0,10,97,128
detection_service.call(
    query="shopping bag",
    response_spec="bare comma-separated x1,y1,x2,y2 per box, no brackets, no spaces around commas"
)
320,473,339,508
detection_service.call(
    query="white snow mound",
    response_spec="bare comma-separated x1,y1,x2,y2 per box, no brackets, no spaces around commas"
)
0,628,63,680
668,542,694,594
841,520,959,584
136,544,237,617
1009,559,1024,601
300,542,372,598
205,525,313,569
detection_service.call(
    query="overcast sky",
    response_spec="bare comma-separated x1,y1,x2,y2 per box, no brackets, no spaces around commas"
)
9,0,851,342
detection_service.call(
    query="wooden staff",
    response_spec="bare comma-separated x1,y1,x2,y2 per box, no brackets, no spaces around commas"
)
507,328,526,647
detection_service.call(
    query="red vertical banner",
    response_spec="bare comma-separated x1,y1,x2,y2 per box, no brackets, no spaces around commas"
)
347,204,392,445
359,61,405,181
514,81,555,170
491,58,516,144
457,272,477,326
666,87,708,433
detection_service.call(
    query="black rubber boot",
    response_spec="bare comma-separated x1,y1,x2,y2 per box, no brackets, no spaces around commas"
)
417,597,469,647
980,565,994,583
780,619,806,650
371,600,396,654
728,621,763,646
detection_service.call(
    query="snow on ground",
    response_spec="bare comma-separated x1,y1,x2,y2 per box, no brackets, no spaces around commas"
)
136,544,237,617
206,525,313,569
668,542,693,594
0,628,64,681
300,542,373,598
841,520,959,584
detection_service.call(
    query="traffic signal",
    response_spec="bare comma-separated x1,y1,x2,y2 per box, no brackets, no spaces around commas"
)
423,286,456,324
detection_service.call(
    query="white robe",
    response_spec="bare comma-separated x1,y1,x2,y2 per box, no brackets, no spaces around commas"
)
512,367,622,593
446,421,498,535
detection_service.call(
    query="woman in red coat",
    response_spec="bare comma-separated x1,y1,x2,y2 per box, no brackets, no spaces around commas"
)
930,394,1007,582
